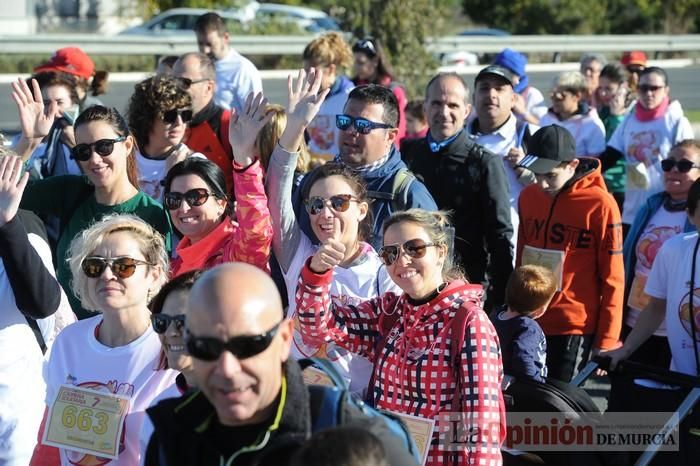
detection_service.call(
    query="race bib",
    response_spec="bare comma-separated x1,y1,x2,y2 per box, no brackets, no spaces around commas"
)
302,366,335,387
628,274,650,311
43,385,130,460
381,410,435,466
521,245,565,291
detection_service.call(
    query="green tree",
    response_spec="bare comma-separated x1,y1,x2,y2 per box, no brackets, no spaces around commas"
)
332,0,457,98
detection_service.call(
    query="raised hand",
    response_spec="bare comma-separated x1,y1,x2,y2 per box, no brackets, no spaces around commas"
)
10,78,58,141
309,220,346,273
228,92,274,167
286,68,330,129
0,155,29,227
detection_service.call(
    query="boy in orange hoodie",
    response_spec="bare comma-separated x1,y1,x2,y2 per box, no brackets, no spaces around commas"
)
517,125,624,382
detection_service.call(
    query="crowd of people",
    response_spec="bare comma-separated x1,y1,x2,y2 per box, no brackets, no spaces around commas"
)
2,10,700,466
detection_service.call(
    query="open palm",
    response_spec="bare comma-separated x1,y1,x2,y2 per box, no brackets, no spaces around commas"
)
0,156,29,227
286,68,329,127
228,92,274,166
11,78,58,140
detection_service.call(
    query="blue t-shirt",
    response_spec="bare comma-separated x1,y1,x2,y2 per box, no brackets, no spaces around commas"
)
492,309,548,383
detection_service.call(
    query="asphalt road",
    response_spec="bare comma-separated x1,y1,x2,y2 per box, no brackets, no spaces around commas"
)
3,65,700,135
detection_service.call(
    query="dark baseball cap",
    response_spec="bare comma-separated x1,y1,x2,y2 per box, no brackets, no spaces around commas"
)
518,125,576,174
474,64,516,87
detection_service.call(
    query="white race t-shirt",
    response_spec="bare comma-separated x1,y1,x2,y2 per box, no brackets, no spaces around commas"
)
307,83,353,160
284,235,399,394
645,231,700,376
626,206,686,334
135,145,205,201
44,316,178,466
608,101,694,224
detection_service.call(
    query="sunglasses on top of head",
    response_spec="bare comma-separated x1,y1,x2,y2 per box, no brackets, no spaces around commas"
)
661,158,700,173
304,194,359,215
336,114,393,135
151,314,186,334
163,108,193,124
81,256,153,279
378,239,437,266
185,320,283,361
71,136,127,162
163,188,218,210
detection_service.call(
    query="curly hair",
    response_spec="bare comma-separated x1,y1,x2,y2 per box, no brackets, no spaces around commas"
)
303,32,353,71
126,75,191,149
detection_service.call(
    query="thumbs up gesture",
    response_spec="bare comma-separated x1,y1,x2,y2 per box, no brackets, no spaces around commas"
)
309,220,346,273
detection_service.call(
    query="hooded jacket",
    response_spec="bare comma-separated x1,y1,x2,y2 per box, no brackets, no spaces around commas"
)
516,158,624,350
296,267,506,466
293,145,437,250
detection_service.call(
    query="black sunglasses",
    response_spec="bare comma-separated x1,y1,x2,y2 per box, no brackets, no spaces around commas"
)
81,256,152,279
71,136,126,162
304,194,358,215
336,114,393,135
378,239,437,266
638,84,665,93
177,77,210,89
163,188,216,210
151,314,186,334
661,158,700,173
163,108,193,124
185,321,283,361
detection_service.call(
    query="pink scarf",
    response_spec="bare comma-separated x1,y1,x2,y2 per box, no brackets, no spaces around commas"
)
635,96,670,122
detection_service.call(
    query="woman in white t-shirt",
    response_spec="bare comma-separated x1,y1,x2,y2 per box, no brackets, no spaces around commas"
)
30,214,177,466
266,68,399,394
126,76,203,201
539,71,606,158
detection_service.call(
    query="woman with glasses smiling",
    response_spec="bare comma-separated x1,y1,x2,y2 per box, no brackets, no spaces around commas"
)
30,214,177,466
126,75,205,201
600,66,694,233
162,92,273,278
295,208,505,466
12,80,172,319
265,68,401,395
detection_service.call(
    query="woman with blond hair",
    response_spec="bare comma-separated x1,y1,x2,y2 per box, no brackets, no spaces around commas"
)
302,32,355,161
30,214,177,466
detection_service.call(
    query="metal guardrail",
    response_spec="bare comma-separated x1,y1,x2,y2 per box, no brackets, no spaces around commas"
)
1,33,700,56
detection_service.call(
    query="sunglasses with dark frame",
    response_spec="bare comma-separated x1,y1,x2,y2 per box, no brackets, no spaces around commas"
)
304,194,359,216
81,256,153,279
185,321,283,361
163,108,193,125
176,77,211,89
163,188,217,210
378,239,437,266
151,314,186,334
661,158,700,173
336,114,393,135
71,136,127,162
638,84,665,93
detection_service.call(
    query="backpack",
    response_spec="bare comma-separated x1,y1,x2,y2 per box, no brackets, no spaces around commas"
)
366,167,416,212
299,357,421,463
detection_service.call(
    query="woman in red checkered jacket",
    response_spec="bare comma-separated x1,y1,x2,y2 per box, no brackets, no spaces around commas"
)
296,209,506,466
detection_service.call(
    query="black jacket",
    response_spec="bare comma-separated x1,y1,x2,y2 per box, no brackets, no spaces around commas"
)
403,130,514,310
144,360,418,466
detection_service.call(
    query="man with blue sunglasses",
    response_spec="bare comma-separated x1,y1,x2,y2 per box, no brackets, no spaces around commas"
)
294,84,437,250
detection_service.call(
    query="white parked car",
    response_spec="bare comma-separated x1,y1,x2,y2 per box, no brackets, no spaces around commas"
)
119,8,247,36
251,3,341,33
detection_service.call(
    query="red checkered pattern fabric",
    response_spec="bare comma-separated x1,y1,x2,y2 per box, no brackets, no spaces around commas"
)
296,262,506,465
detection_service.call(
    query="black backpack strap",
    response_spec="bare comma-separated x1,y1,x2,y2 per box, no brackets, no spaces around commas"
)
366,168,415,212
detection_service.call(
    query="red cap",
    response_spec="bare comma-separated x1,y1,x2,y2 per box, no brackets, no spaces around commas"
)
620,51,647,67
34,47,95,80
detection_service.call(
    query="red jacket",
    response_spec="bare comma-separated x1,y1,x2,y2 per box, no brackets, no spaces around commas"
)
171,160,272,276
296,266,505,466
516,158,624,349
